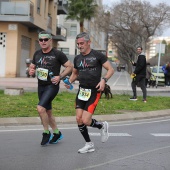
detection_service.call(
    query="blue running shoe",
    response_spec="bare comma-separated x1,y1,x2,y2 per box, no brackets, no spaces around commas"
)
49,131,63,144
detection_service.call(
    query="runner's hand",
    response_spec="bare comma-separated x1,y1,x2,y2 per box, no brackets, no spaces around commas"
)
51,76,60,85
96,80,105,91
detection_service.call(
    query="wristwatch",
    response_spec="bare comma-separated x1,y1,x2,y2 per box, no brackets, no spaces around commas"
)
102,77,108,83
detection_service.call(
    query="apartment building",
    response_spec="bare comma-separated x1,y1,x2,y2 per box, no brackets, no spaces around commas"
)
147,37,170,59
0,0,68,77
57,0,107,60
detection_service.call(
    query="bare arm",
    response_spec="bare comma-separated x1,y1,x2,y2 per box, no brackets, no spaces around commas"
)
102,61,114,80
60,60,73,79
63,68,78,89
69,68,79,83
96,61,114,91
51,60,73,85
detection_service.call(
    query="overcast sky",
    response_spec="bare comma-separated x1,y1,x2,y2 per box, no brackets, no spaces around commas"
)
102,0,170,36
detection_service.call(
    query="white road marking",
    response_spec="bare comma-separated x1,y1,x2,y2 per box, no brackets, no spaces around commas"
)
76,145,170,170
0,127,78,132
0,117,170,133
110,118,170,127
112,71,122,86
151,133,170,136
89,133,131,136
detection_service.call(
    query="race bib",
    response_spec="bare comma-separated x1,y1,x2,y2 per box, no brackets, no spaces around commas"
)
78,87,91,101
37,68,48,81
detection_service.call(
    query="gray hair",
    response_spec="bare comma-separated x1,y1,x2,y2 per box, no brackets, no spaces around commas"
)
76,32,90,41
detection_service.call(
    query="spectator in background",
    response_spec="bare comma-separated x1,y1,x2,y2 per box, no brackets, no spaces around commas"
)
146,63,151,87
165,62,170,87
130,46,147,103
162,62,168,86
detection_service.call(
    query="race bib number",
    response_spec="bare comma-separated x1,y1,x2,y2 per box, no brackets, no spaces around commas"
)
37,68,48,81
78,87,91,101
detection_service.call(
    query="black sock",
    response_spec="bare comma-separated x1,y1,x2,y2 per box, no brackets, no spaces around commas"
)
78,124,91,142
90,119,103,129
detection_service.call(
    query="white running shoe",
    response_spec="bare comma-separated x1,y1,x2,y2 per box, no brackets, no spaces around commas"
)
101,121,109,143
78,142,95,153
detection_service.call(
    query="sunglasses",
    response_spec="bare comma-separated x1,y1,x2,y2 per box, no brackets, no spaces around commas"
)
39,38,49,42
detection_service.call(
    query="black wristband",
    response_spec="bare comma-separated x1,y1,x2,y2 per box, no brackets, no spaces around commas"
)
102,77,108,83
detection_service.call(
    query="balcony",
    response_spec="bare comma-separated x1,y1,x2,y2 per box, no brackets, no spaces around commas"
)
0,0,34,24
53,24,67,41
57,0,68,15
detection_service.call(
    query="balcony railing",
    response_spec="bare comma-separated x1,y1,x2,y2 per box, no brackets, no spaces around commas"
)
53,24,67,41
0,0,33,17
57,0,68,15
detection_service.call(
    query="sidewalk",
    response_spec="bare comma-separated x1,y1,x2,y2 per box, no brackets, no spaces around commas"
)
1,77,170,94
0,77,170,126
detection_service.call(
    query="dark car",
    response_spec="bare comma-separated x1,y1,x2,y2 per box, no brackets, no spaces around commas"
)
117,65,121,72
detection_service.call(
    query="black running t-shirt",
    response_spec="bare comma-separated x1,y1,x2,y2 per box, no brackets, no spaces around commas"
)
32,48,68,85
74,49,107,87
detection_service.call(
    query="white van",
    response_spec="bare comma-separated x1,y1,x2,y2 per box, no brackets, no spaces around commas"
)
151,66,165,85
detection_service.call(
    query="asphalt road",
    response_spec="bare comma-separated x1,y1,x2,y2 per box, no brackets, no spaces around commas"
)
0,117,170,170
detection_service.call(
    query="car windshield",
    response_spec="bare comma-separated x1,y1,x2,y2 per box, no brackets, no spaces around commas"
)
152,67,164,73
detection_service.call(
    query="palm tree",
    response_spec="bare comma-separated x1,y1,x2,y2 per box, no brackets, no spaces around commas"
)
66,0,98,32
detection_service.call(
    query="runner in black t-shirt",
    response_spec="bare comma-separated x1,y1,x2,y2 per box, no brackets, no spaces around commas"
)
65,32,114,153
29,31,73,146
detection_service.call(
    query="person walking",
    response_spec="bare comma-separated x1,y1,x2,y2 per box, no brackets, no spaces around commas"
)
29,31,73,146
130,46,147,102
162,63,168,86
64,32,114,153
165,62,170,86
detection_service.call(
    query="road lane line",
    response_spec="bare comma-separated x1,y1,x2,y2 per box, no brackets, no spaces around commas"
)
1,118,170,132
112,71,122,86
151,133,170,136
109,118,170,127
0,127,78,132
89,133,131,136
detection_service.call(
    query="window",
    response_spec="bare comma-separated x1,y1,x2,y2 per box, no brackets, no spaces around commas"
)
70,25,77,37
37,0,41,14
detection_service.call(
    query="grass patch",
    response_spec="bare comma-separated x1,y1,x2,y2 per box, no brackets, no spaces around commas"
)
0,90,170,118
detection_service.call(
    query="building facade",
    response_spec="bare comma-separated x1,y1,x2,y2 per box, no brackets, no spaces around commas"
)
57,0,107,60
147,37,170,59
0,0,67,77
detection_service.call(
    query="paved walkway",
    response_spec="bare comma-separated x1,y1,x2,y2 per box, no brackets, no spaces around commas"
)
0,77,170,126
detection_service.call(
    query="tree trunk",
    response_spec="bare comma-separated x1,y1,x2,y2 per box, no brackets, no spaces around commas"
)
80,22,84,32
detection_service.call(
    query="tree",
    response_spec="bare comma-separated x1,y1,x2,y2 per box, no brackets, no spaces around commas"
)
96,0,170,73
66,0,98,32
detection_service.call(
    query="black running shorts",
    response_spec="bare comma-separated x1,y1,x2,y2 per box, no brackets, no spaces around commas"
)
75,87,101,114
38,84,59,110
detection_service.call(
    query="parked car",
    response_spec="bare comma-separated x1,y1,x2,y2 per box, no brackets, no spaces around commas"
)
150,66,165,85
120,64,125,71
117,65,121,72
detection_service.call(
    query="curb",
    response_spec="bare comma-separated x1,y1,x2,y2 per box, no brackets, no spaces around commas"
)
0,109,170,126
